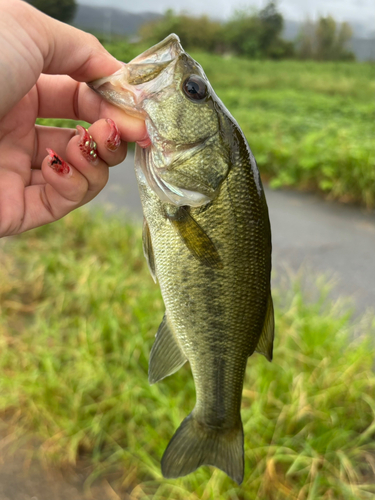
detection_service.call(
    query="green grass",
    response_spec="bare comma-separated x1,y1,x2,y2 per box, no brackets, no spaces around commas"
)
0,211,374,499
36,117,90,129
190,55,375,208
37,47,375,208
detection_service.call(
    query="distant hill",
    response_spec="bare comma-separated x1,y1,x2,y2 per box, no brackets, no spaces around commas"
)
72,4,161,37
72,5,375,61
350,38,375,61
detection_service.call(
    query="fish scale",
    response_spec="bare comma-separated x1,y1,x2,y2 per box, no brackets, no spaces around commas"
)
88,33,274,485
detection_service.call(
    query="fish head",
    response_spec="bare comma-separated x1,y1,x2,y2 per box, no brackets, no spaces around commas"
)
89,34,232,206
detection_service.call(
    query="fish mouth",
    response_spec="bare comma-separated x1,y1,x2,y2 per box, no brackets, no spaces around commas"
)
88,34,212,208
87,34,183,119
129,33,183,65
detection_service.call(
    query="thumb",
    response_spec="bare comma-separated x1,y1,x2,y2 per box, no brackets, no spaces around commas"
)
0,0,121,117
25,2,122,81
40,17,122,81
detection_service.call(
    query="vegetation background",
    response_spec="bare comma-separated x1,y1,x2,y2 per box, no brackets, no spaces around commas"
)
1,212,374,499
3,1,375,499
32,0,375,208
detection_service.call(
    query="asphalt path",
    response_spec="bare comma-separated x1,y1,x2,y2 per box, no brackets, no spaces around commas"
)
89,152,375,315
1,153,374,500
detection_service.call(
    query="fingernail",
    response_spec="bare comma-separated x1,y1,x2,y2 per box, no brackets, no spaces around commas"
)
105,118,121,152
136,132,151,148
76,125,99,163
46,148,71,176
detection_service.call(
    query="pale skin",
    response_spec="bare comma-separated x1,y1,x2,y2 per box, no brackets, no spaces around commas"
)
0,0,147,237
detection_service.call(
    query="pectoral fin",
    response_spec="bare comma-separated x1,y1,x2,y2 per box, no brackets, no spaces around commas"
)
255,293,274,361
142,218,157,283
166,206,223,269
149,314,187,384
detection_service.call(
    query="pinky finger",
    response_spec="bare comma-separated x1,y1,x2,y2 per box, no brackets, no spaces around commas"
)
18,149,89,233
41,148,90,205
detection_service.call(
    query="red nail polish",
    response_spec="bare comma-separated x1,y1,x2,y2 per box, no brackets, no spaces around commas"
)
46,148,71,176
136,133,151,148
105,118,121,151
76,125,99,163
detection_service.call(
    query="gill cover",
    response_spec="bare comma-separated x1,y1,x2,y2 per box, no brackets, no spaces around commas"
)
88,34,227,208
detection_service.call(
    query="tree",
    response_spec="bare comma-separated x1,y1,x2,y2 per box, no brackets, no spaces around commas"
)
258,1,283,53
315,16,337,60
139,3,294,59
25,0,77,24
297,16,355,61
336,22,355,60
139,10,223,53
297,18,315,59
225,2,293,59
225,8,262,58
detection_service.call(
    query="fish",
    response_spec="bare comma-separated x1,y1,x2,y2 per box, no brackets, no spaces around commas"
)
88,34,274,485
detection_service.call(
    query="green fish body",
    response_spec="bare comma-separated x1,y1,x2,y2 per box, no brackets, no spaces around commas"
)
89,34,274,485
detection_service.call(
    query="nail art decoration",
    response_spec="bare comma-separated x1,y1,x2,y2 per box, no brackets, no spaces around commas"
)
46,148,71,176
76,125,98,162
136,133,151,148
105,118,121,151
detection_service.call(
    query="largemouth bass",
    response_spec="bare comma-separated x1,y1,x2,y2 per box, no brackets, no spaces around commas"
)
89,34,274,485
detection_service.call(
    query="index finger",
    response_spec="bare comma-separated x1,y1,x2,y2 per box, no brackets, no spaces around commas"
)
36,74,147,143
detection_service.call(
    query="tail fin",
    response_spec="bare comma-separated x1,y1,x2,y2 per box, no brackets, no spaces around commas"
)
161,412,244,485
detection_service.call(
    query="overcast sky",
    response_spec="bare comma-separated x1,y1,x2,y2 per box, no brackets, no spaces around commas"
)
78,0,375,26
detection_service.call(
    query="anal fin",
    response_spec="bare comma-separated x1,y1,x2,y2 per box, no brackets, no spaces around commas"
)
255,293,275,361
149,314,187,384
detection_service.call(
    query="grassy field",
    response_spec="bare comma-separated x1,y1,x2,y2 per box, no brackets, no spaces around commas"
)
0,211,374,499
190,55,375,208
38,46,375,209
107,43,375,208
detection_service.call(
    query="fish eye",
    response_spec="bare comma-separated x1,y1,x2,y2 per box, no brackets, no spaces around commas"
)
182,75,207,101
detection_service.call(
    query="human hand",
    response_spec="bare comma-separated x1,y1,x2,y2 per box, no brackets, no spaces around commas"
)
0,0,147,237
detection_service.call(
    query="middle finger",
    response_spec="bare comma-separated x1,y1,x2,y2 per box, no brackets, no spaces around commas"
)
34,119,127,170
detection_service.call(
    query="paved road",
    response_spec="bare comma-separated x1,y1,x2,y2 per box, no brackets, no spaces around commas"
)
90,153,375,314
0,435,115,500
2,154,373,500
